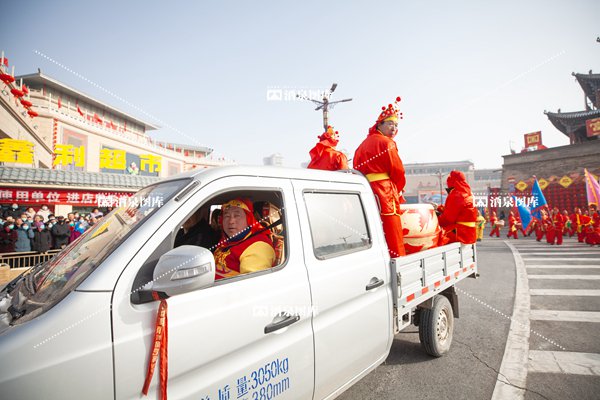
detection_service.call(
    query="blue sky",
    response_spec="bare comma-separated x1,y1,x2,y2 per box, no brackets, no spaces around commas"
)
2,0,598,168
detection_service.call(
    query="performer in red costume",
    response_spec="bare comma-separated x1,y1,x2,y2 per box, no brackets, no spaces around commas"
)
525,216,538,237
354,96,406,257
538,208,550,242
507,211,519,239
436,170,478,244
585,205,600,245
213,198,276,279
307,125,348,171
548,207,565,245
571,207,584,241
489,211,501,237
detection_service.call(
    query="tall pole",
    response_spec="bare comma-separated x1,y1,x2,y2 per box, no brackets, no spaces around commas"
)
438,170,443,201
322,100,329,130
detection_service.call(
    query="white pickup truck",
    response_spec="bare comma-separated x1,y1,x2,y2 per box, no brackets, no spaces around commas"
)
0,166,477,400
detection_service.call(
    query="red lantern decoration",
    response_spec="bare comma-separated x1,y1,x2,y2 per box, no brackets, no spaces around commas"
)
10,88,24,98
0,73,15,85
0,57,8,67
27,110,38,118
22,84,28,94
20,99,33,108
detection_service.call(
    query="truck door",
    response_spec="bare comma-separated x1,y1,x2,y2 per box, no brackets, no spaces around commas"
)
111,177,314,400
293,181,393,399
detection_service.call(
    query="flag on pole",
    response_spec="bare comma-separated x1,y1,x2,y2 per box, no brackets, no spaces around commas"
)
515,177,548,230
77,101,84,116
513,195,532,230
530,177,548,220
585,168,600,207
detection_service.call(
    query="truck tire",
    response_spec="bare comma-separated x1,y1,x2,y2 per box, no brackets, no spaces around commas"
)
418,295,454,357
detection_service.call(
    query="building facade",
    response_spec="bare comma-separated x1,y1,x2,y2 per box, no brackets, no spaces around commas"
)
0,58,231,214
500,70,600,212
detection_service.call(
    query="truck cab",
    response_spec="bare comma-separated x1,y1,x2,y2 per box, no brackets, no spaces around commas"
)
0,166,397,400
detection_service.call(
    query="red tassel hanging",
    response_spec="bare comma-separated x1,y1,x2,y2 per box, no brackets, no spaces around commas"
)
142,299,168,400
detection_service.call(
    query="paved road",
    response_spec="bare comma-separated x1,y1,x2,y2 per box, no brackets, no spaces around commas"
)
339,234,600,400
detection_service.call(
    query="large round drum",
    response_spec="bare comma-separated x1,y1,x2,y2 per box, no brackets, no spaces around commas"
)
400,204,441,254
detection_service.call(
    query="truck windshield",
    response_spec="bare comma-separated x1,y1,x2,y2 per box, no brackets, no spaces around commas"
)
1,179,190,327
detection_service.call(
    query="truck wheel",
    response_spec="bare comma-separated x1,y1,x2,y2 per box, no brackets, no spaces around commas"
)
418,295,454,357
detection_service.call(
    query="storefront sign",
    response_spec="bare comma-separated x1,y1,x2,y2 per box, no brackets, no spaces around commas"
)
0,188,132,207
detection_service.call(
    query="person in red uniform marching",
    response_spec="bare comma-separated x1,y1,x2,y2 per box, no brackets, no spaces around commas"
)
436,171,478,244
213,198,276,280
489,211,501,237
585,205,600,246
548,207,565,245
562,210,572,238
517,215,527,236
307,125,349,171
545,208,556,244
354,96,406,257
507,211,519,239
571,208,585,242
525,216,538,237
538,208,550,242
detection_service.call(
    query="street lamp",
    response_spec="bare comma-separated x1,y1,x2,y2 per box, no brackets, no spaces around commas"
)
432,170,446,204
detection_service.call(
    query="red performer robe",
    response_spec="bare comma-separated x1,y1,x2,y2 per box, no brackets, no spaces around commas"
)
489,214,500,237
308,142,348,171
585,212,600,245
574,213,592,243
354,126,406,257
551,213,565,245
214,230,275,280
507,215,519,239
437,171,477,245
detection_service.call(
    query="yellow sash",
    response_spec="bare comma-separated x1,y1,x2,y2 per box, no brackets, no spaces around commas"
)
366,173,390,182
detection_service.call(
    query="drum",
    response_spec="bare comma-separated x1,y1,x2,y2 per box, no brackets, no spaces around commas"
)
400,204,441,254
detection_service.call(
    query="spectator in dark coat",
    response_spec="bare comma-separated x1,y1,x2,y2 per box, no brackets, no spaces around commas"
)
32,223,53,253
0,222,18,253
3,203,22,220
15,222,34,252
51,217,71,249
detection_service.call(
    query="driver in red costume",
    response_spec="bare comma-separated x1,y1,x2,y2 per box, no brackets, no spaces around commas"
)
353,96,406,257
307,125,348,171
436,170,478,244
213,198,276,280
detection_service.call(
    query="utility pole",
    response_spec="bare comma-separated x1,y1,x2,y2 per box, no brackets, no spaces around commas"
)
297,83,352,131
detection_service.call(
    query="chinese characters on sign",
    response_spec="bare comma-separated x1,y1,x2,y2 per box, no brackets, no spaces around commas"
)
0,138,163,173
54,144,85,167
0,139,34,164
0,188,133,207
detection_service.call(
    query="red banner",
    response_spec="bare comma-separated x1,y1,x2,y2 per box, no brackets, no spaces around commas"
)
524,131,542,148
586,117,600,138
0,187,133,207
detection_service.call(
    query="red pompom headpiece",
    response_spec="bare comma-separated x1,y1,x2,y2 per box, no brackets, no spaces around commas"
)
376,96,403,124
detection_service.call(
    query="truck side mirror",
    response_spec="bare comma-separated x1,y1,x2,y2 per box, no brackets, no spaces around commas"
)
143,245,215,297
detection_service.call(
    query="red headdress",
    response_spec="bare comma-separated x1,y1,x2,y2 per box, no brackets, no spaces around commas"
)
376,96,403,124
317,125,340,147
369,96,403,136
446,171,472,194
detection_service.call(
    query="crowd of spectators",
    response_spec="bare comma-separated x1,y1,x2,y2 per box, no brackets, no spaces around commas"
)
0,203,108,254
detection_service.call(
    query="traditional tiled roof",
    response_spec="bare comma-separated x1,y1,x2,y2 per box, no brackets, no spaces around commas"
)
545,108,600,136
0,166,161,190
573,72,600,107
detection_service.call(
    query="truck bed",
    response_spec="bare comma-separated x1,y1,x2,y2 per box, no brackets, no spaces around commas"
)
390,242,477,331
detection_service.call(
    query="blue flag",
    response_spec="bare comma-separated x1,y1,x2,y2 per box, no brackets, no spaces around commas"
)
513,178,547,231
513,195,532,230
530,178,548,220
